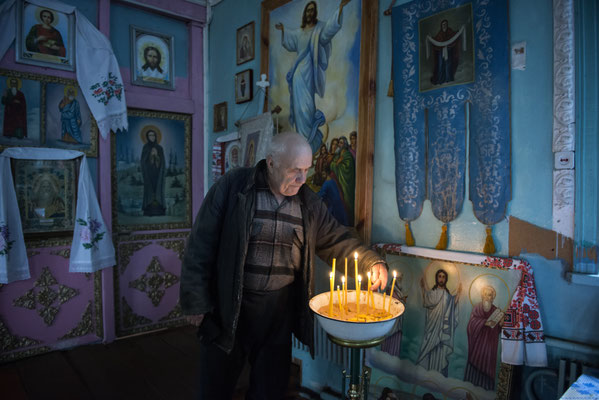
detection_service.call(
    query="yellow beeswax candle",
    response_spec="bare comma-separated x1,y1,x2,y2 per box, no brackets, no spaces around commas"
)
344,258,348,305
387,270,397,313
329,272,335,316
332,258,336,279
367,271,372,309
354,252,359,292
357,274,362,315
341,276,346,306
337,285,343,313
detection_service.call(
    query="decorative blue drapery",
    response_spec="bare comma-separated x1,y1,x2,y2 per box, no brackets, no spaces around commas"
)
392,0,510,250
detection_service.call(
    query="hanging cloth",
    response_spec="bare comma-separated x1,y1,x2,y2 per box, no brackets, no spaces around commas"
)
467,0,511,253
427,102,468,250
0,0,127,138
0,147,116,283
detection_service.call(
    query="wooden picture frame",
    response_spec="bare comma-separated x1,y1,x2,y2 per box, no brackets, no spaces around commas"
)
12,158,79,238
224,140,241,172
130,26,175,90
112,109,191,232
368,245,518,400
235,69,253,104
0,69,98,157
260,0,378,242
239,112,273,168
44,77,99,157
236,21,255,65
16,0,75,71
0,70,43,148
213,101,227,132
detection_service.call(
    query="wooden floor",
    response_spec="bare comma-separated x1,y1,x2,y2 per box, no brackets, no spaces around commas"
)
0,326,313,400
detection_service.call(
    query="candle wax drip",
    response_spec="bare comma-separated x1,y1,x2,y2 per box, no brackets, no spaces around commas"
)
318,302,394,323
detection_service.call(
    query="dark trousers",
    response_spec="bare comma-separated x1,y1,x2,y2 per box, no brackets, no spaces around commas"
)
196,285,294,400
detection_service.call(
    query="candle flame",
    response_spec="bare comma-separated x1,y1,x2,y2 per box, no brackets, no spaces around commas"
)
367,271,371,278
330,272,333,278
354,251,358,259
342,276,345,283
358,275,362,282
393,270,397,278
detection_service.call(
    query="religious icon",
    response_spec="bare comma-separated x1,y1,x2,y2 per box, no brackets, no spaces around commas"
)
418,3,474,92
265,0,363,227
16,1,75,71
225,141,241,172
236,21,255,65
113,110,191,232
130,26,175,90
235,69,253,104
0,71,42,148
213,102,227,132
44,78,98,157
12,158,78,236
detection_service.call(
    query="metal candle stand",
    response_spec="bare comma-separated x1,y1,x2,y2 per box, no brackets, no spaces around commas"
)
328,335,386,400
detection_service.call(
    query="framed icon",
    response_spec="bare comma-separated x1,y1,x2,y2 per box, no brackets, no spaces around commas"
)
130,26,175,90
236,21,255,65
16,0,75,71
235,69,253,104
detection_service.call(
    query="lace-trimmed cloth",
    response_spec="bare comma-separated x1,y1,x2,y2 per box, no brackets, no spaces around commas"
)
0,148,115,283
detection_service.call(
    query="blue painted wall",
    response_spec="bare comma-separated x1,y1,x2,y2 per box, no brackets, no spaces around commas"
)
207,0,598,396
109,3,189,77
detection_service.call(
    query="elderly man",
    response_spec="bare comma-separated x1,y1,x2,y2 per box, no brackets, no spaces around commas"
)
180,132,388,399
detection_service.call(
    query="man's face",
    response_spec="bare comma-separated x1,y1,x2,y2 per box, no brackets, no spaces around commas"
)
304,3,317,24
330,140,338,153
436,271,447,287
268,147,312,198
9,79,18,89
350,135,356,146
482,288,495,302
441,20,448,32
147,131,156,142
146,50,159,68
339,138,347,149
41,11,53,25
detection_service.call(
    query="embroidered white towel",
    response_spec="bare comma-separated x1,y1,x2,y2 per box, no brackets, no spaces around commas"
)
0,0,128,138
0,148,115,282
0,156,29,283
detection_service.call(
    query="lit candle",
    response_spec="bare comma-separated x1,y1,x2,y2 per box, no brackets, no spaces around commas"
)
344,258,348,306
387,270,397,313
354,252,359,293
337,285,343,314
329,272,334,316
332,258,336,279
367,271,372,310
357,274,362,315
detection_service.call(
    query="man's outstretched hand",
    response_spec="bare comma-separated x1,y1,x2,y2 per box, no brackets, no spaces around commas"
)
369,263,388,291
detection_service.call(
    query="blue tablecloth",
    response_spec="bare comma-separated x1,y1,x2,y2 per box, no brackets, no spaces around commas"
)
561,372,599,399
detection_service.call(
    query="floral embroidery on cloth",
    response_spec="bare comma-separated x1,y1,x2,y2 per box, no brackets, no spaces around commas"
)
90,72,124,106
0,223,14,256
77,217,105,250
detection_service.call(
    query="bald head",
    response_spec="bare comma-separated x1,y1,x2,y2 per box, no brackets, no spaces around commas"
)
267,132,312,166
266,132,313,201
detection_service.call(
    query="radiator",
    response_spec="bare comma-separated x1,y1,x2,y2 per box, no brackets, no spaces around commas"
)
558,359,582,397
292,319,350,369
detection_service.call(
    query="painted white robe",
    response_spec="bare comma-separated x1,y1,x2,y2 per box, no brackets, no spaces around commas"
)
281,9,342,153
416,287,459,376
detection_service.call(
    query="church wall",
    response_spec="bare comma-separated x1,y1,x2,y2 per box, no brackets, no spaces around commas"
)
0,0,205,361
205,0,598,398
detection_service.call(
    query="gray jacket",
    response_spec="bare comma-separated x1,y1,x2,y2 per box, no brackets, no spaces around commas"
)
180,160,386,355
